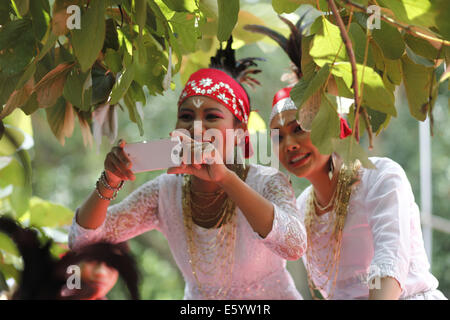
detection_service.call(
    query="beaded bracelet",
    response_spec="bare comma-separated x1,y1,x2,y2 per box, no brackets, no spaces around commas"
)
95,180,117,201
100,171,124,191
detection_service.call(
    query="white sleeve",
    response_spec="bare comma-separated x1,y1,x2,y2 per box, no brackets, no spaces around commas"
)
255,170,307,261
365,161,412,291
68,177,161,250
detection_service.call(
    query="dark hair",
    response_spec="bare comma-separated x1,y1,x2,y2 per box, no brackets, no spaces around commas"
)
244,12,311,81
209,36,264,106
0,216,139,300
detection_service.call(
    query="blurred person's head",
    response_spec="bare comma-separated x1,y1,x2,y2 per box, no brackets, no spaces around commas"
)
78,260,119,300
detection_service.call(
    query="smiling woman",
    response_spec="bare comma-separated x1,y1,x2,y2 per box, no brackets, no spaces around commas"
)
68,38,307,300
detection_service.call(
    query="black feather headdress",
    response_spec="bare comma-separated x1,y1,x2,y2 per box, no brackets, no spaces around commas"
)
209,36,265,89
0,216,139,300
244,11,312,81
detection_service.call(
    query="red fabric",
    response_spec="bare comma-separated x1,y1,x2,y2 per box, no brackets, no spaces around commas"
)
272,87,292,107
178,68,253,158
178,68,250,124
339,117,353,139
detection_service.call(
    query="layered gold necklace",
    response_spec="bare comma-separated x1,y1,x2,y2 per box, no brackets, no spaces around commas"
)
304,160,361,300
182,164,249,299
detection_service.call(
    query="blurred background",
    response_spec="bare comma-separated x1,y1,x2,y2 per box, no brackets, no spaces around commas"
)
2,0,448,299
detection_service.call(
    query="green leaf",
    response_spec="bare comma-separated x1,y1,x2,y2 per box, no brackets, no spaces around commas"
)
332,62,397,117
13,0,29,16
310,16,348,68
348,23,373,66
366,107,388,135
271,0,328,14
170,12,197,53
37,32,58,62
332,136,376,169
109,62,136,105
71,0,106,72
104,49,122,74
371,20,405,60
0,157,26,187
401,55,435,121
378,0,437,29
291,64,330,110
217,0,239,42
301,35,316,81
0,232,19,256
29,0,48,40
310,94,340,154
162,0,196,12
63,68,92,111
28,197,74,228
403,33,440,60
405,46,434,67
384,58,402,86
0,19,36,76
0,126,25,156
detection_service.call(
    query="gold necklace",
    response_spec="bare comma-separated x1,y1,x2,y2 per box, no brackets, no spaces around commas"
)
305,160,361,300
182,165,249,299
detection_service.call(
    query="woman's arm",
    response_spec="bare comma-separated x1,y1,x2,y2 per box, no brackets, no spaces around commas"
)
369,277,402,300
76,140,135,230
218,169,274,237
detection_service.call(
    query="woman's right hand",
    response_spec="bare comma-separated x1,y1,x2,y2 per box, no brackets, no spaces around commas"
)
104,139,136,186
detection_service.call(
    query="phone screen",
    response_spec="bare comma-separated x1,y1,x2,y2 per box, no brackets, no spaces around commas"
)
123,138,182,173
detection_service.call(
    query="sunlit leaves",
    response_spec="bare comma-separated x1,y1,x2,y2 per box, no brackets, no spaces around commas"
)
27,197,74,228
310,16,348,67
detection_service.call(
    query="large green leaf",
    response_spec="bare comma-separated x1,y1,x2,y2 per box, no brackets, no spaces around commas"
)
291,64,330,110
217,0,239,42
401,55,435,121
371,20,405,60
332,62,397,117
0,157,25,187
0,232,19,257
403,34,440,61
348,23,374,66
272,0,328,14
28,197,74,228
29,0,48,40
378,0,437,29
170,12,198,53
310,94,340,155
71,0,106,72
310,16,348,68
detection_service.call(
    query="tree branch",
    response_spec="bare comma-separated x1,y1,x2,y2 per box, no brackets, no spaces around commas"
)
327,0,361,142
340,0,450,47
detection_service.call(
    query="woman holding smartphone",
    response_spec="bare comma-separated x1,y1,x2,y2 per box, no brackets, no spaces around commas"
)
68,39,307,300
248,17,446,300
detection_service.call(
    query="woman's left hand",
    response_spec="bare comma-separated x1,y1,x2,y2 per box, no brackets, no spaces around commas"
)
167,130,232,183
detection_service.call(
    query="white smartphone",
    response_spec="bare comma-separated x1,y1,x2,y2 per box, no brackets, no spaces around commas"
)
123,137,182,173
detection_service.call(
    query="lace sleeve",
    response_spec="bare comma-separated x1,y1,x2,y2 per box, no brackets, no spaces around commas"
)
255,169,307,260
365,160,412,292
69,177,161,250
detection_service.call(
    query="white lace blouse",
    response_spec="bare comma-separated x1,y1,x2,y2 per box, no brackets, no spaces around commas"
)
297,157,446,300
69,164,307,300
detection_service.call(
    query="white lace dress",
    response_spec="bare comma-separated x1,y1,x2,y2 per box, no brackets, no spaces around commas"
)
297,157,447,300
69,164,307,300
